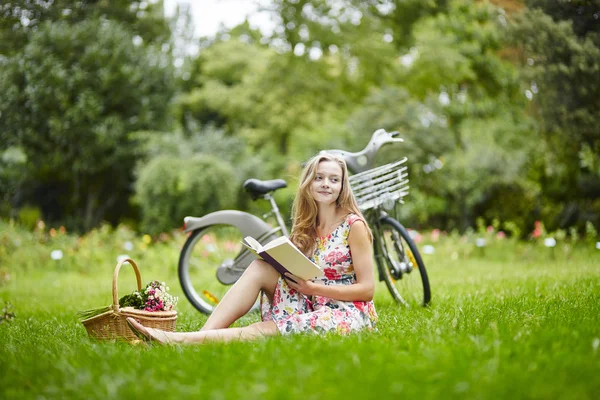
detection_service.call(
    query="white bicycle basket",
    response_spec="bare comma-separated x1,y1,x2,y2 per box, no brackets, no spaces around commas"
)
348,158,410,211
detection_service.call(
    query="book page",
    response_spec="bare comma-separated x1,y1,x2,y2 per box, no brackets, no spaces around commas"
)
265,241,323,280
241,237,262,259
243,236,262,252
262,235,291,251
242,235,323,280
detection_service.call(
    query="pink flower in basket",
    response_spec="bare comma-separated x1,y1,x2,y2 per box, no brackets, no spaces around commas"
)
143,281,178,312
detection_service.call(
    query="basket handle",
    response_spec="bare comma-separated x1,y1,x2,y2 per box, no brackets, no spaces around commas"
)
112,258,143,311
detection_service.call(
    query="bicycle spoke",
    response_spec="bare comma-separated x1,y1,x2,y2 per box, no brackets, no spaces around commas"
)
179,225,245,314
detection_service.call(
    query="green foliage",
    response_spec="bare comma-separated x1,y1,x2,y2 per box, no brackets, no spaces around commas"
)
347,1,535,232
525,0,600,41
509,6,600,231
0,0,171,56
1,0,598,235
16,205,42,231
0,302,15,323
473,182,538,238
511,8,599,151
132,127,274,216
177,34,359,167
175,38,274,133
0,218,176,276
118,292,145,309
585,221,598,241
0,146,27,218
0,19,174,230
133,127,260,175
357,0,450,50
135,155,238,234
502,221,522,239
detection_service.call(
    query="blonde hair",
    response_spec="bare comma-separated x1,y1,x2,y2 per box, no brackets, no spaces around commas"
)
289,153,372,255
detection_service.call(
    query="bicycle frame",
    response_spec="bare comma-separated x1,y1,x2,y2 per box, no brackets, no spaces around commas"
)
183,199,396,287
183,196,286,285
364,208,403,281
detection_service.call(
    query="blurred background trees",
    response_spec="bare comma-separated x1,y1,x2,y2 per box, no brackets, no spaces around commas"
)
510,1,600,232
0,0,598,235
0,1,174,230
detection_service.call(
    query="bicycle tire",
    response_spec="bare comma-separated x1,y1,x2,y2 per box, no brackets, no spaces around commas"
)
179,224,254,314
376,216,431,307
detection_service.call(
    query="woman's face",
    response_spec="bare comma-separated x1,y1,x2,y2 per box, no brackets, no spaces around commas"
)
309,160,343,206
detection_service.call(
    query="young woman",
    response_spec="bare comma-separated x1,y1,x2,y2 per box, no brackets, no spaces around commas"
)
126,153,378,344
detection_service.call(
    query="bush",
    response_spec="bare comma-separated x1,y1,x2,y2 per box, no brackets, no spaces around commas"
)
473,182,538,238
17,205,42,231
135,155,238,234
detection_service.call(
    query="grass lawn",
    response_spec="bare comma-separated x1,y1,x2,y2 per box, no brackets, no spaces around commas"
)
1,225,599,399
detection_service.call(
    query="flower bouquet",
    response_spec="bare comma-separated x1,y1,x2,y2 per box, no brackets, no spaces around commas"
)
78,280,178,320
79,258,178,342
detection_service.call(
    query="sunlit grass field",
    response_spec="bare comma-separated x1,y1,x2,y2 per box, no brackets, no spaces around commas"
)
1,222,599,399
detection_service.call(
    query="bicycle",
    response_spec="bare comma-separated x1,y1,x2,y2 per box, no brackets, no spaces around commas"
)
178,129,431,314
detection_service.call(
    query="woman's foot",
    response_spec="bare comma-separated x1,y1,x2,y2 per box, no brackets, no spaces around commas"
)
125,317,175,345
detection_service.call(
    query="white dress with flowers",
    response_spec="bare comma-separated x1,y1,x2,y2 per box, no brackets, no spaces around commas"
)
260,214,378,335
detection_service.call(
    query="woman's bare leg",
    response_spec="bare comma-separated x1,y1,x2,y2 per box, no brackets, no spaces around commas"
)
125,260,281,345
200,259,280,331
127,318,278,345
180,321,278,344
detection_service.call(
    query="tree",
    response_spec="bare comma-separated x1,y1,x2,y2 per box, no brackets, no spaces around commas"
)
347,1,536,231
175,30,361,167
525,0,600,42
0,0,171,56
352,0,449,50
510,7,600,230
177,0,405,168
0,19,174,230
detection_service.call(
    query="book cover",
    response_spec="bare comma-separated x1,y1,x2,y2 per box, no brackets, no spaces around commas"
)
241,236,323,282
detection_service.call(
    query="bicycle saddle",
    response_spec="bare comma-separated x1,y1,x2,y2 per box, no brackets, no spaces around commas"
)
243,178,288,199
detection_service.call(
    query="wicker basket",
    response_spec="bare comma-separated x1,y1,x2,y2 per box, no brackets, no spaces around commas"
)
81,258,177,342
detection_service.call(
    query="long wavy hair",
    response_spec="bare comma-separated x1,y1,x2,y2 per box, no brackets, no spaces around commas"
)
289,153,372,255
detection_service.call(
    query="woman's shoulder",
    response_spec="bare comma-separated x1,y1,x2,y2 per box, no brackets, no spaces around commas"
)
345,213,370,244
346,213,365,226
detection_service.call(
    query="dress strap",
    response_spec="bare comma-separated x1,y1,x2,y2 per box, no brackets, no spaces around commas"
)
346,213,364,226
343,213,366,240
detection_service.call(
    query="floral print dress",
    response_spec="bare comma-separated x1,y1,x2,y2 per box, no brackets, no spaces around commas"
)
260,214,378,335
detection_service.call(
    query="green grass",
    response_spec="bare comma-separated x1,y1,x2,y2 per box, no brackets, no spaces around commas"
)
1,224,599,399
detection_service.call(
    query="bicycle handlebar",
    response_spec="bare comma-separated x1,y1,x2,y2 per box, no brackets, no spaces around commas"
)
323,129,404,174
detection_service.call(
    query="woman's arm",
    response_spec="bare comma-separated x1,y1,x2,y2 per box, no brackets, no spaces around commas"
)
285,220,375,302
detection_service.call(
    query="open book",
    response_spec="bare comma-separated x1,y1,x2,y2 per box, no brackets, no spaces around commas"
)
241,236,323,282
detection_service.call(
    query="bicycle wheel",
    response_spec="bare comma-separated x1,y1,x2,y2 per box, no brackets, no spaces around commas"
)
376,217,431,307
179,224,255,314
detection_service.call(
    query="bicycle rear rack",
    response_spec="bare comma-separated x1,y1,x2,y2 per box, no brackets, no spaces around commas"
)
349,158,410,211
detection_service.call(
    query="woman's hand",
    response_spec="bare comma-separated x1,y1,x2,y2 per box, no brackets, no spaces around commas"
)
284,273,317,296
